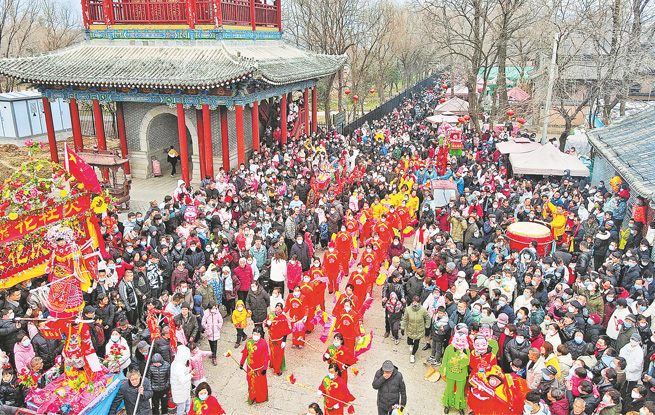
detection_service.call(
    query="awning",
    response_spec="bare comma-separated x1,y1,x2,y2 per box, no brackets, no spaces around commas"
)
496,138,542,154
507,87,530,102
510,144,590,176
427,114,460,124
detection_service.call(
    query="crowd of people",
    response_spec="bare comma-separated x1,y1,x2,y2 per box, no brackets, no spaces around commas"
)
1,80,654,415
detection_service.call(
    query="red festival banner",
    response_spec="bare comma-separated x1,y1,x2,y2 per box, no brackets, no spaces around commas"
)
0,195,93,287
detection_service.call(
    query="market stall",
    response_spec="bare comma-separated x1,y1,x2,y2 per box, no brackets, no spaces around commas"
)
509,144,590,176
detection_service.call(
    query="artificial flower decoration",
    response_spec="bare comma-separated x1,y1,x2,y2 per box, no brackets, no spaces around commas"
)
223,350,232,358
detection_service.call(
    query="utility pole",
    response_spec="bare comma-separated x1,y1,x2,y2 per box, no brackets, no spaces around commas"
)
541,31,558,144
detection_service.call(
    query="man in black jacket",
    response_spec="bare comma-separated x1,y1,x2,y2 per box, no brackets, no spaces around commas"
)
0,309,21,363
31,320,62,371
372,360,407,415
146,353,170,415
109,369,153,415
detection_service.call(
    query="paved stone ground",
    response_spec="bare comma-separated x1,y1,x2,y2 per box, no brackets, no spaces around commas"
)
125,177,447,414
199,248,446,415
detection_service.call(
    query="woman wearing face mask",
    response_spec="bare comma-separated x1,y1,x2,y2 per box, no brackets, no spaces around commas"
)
304,402,324,415
400,296,430,364
239,325,270,404
266,303,291,376
13,331,34,375
619,333,644,395
334,299,363,356
595,389,622,415
105,329,131,374
317,363,355,415
284,286,308,348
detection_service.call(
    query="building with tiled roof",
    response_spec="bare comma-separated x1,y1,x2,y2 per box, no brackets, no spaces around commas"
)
0,0,345,181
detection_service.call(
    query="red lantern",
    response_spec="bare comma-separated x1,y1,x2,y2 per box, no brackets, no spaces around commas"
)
506,109,515,119
442,83,448,90
440,98,446,103
464,115,470,121
369,89,375,94
345,88,351,95
353,95,359,101
517,117,526,125
457,117,465,123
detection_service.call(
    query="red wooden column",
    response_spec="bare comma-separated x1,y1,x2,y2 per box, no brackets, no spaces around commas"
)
115,102,131,174
280,93,287,144
220,106,230,171
203,105,214,178
176,103,190,185
41,97,58,163
235,105,245,165
251,101,260,151
312,86,318,133
276,0,281,30
195,109,207,179
92,99,106,150
69,98,84,152
303,88,309,134
249,0,256,30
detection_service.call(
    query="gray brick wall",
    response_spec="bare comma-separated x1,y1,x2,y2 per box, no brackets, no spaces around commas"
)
121,102,254,170
124,102,160,151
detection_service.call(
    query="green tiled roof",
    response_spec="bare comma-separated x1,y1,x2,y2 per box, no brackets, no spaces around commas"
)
0,39,345,89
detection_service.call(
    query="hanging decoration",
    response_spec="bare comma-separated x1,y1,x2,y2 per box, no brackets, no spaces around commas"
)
506,109,515,120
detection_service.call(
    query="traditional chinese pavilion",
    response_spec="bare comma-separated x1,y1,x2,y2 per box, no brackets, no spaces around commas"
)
0,0,345,183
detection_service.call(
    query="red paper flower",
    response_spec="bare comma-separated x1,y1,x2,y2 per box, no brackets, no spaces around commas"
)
287,373,297,384
347,405,355,414
223,350,232,358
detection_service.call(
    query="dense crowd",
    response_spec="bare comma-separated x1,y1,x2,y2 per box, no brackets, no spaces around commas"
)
0,82,654,415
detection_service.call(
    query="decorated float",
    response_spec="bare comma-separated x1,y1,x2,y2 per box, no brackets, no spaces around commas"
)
0,145,128,415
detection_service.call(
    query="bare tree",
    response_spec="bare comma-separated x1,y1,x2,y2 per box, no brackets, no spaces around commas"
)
0,0,41,91
421,0,502,134
40,0,83,51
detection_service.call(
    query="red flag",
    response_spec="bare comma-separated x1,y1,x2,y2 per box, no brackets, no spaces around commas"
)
64,144,102,193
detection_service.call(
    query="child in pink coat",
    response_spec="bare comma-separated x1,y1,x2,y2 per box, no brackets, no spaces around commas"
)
188,342,212,387
286,255,303,291
201,301,224,366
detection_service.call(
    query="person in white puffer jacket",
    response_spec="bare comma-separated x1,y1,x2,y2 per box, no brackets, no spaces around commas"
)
170,345,194,415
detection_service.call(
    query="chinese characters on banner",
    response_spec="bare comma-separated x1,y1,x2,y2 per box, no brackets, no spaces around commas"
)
0,195,92,283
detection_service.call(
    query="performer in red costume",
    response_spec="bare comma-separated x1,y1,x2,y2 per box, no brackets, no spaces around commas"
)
45,226,94,319
332,284,360,317
188,382,226,415
358,204,373,242
386,206,402,232
469,335,497,373
284,285,307,348
323,333,358,385
467,336,529,415
265,303,291,375
344,213,359,251
397,202,411,230
373,215,394,251
239,326,270,404
335,226,353,273
318,363,355,415
300,274,317,333
369,233,385,268
309,259,327,311
333,299,363,355
322,243,340,294
347,263,369,304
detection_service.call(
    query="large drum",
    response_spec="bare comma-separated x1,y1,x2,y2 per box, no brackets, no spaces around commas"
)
506,222,554,257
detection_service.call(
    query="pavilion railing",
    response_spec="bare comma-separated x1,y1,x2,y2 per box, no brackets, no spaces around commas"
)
83,0,280,28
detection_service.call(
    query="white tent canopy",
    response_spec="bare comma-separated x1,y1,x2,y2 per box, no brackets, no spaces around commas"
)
510,144,590,176
496,138,542,154
433,97,469,115
427,113,460,124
